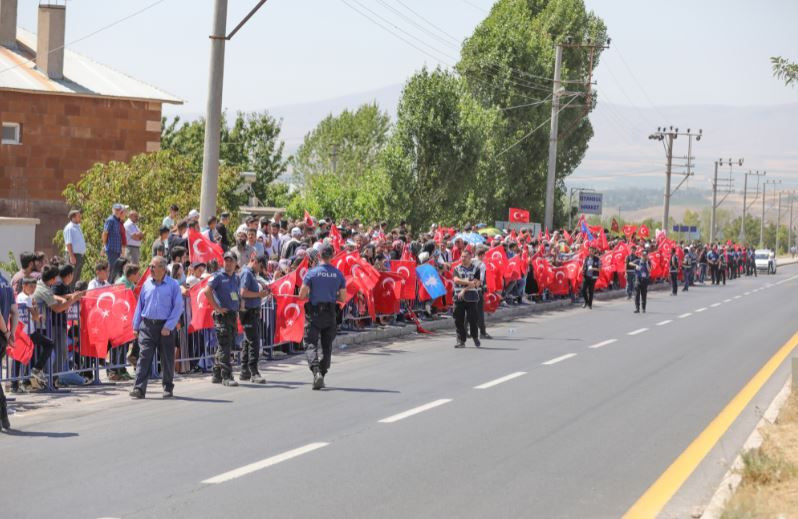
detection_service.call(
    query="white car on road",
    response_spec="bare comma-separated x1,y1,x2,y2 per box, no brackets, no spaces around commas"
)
755,249,776,274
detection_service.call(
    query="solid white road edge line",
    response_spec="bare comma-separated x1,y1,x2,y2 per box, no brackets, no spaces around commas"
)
589,339,617,349
202,442,330,484
678,312,692,318
378,399,453,423
474,372,527,389
656,320,672,326
542,353,577,365
628,328,649,336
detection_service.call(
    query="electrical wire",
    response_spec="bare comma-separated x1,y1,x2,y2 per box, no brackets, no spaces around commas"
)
495,94,579,159
613,43,668,121
0,0,168,76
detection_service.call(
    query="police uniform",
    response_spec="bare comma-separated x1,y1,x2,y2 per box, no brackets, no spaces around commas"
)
239,265,264,383
473,257,490,338
209,264,242,385
302,260,345,389
633,255,651,313
582,254,600,309
682,249,694,291
707,249,719,285
669,252,679,295
453,262,480,348
625,251,639,300
0,272,15,429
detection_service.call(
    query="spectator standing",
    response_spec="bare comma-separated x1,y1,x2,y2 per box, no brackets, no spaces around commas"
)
10,252,37,296
217,212,231,252
0,269,19,430
102,204,127,268
162,204,179,231
151,226,170,258
63,209,86,285
124,210,145,265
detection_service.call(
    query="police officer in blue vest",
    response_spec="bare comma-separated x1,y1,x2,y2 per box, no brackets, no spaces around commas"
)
0,270,18,430
203,250,241,387
298,245,346,390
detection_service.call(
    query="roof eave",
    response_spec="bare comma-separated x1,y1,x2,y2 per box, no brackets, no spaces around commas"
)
0,86,184,105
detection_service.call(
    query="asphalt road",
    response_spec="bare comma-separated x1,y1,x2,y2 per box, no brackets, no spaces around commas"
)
2,266,797,519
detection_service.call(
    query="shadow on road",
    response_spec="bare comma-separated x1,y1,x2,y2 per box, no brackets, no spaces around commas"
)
324,387,400,394
170,396,232,404
2,429,78,438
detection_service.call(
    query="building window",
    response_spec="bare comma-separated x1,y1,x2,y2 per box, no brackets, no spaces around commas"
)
2,122,21,145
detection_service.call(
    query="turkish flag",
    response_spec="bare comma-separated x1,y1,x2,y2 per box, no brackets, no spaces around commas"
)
7,326,34,364
294,256,309,290
509,208,530,223
563,230,571,243
341,276,360,307
352,258,380,292
401,245,413,262
304,210,314,228
188,229,223,265
188,277,214,333
329,224,343,252
274,295,305,344
80,285,134,358
133,266,151,299
563,257,583,291
270,270,298,296
623,225,637,241
390,260,417,300
374,272,403,315
550,266,570,295
485,245,508,288
331,251,359,276
505,256,523,281
639,224,650,239
611,218,619,233
485,261,500,293
483,292,501,313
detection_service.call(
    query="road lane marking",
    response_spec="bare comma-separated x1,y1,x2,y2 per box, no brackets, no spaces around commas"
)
723,298,732,303
628,328,648,336
474,372,526,389
744,291,751,295
378,399,452,423
734,295,742,299
695,307,707,313
542,353,577,365
622,329,798,519
678,313,692,319
589,339,617,349
710,303,721,308
202,442,329,484
656,320,672,326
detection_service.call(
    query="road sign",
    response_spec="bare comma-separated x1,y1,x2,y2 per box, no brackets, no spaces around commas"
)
495,221,541,235
578,192,603,215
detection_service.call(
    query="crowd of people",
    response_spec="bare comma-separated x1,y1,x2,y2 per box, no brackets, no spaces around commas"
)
0,204,773,430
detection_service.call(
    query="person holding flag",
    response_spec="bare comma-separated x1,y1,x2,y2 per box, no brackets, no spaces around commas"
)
452,248,481,348
0,268,18,429
239,255,270,384
298,244,346,390
130,256,183,399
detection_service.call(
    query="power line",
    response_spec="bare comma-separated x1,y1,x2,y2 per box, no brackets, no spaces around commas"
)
458,0,488,13
613,43,668,121
394,0,460,44
495,95,579,159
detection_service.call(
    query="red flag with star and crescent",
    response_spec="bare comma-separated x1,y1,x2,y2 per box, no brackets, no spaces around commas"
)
7,326,34,364
274,294,305,344
509,208,530,223
188,229,223,265
188,277,214,333
269,270,299,296
80,285,135,358
133,266,151,299
390,260,417,300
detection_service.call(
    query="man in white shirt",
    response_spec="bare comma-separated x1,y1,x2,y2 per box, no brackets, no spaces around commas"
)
63,209,87,286
124,210,145,265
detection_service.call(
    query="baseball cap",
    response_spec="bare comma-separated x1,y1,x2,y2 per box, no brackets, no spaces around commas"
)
223,251,237,261
188,209,200,219
291,227,302,237
112,203,125,211
67,209,81,218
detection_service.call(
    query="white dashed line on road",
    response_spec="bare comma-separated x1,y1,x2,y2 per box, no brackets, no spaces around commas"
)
378,399,452,424
744,291,751,295
542,353,577,366
474,372,526,389
695,307,707,313
656,320,672,326
202,442,330,484
678,313,692,319
723,298,733,303
628,328,649,336
711,303,721,308
589,339,617,349
734,295,742,299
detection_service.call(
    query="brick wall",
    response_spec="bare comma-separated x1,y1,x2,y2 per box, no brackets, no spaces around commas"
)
0,90,163,253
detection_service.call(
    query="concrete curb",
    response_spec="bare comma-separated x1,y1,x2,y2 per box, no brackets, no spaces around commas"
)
699,378,793,518
332,282,670,348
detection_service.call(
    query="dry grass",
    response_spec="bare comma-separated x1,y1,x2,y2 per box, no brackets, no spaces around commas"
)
721,392,798,519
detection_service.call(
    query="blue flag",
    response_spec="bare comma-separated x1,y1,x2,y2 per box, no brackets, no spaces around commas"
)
580,220,594,242
416,264,446,300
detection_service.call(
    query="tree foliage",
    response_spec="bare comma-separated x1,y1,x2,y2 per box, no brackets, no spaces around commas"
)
771,56,798,87
161,111,290,206
58,151,245,278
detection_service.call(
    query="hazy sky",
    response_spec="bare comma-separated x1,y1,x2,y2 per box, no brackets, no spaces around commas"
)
13,0,797,117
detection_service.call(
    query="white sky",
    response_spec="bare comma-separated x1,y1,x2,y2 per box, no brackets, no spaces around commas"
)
13,0,798,115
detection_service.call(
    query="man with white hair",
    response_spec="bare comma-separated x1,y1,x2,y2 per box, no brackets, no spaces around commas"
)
281,227,303,259
124,210,145,265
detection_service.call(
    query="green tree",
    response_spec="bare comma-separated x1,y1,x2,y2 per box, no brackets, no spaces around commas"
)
58,151,245,279
457,0,607,226
161,111,289,206
382,67,501,229
771,56,798,87
720,214,760,245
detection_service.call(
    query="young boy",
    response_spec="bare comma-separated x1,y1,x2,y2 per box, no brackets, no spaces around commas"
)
16,278,54,390
87,260,110,290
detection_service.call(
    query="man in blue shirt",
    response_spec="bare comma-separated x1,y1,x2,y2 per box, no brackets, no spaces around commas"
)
130,256,184,399
0,270,19,429
102,204,126,270
239,255,270,384
203,251,242,386
299,245,346,390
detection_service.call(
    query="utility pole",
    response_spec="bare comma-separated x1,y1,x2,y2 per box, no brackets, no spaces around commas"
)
567,186,595,230
739,170,766,243
761,179,781,248
776,191,782,254
710,158,741,244
790,193,795,257
544,37,609,231
199,0,269,225
648,127,703,232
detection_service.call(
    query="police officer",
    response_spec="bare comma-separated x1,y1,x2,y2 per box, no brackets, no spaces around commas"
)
130,256,183,399
581,247,600,309
203,250,241,387
682,247,694,292
669,248,679,295
298,244,346,390
0,268,18,429
453,248,481,348
633,250,652,314
239,255,270,384
625,246,639,300
707,245,719,285
473,246,491,340
718,247,728,285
